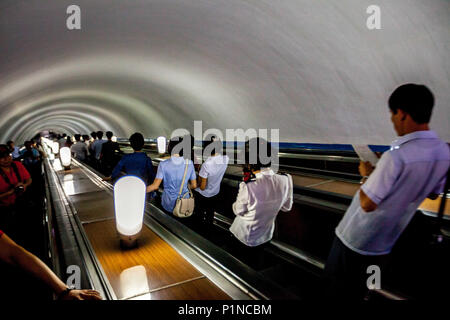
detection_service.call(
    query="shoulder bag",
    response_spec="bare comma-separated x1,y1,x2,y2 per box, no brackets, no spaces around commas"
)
173,160,195,218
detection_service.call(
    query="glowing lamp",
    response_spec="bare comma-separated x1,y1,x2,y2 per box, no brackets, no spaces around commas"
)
60,147,71,169
157,136,166,154
112,136,117,142
114,176,146,248
52,142,59,154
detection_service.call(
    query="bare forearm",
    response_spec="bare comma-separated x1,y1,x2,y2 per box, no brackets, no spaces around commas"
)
0,190,13,199
24,178,32,188
12,245,67,295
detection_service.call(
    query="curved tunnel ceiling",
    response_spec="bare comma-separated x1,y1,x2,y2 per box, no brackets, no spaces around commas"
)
0,0,449,144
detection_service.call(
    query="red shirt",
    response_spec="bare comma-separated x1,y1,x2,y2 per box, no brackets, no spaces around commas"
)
0,229,3,237
0,161,31,206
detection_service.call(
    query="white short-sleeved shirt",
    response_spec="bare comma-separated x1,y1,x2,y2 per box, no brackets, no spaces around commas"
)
336,130,450,255
230,169,293,247
156,156,196,212
195,154,229,198
71,141,89,161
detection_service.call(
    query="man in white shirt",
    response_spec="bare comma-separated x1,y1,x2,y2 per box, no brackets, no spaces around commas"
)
71,134,89,161
325,84,450,299
228,138,293,268
194,138,229,225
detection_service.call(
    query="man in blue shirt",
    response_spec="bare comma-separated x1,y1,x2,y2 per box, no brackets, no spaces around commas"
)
110,133,155,191
6,141,20,160
325,84,450,299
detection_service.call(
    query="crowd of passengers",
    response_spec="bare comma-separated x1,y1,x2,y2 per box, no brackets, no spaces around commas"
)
0,84,449,300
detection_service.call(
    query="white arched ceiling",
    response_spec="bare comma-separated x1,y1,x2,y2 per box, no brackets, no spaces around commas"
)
0,0,449,144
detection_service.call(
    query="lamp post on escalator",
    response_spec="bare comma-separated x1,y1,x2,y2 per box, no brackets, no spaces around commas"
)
114,176,146,248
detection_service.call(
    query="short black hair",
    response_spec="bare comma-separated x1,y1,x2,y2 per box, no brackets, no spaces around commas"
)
0,144,10,158
167,136,184,156
203,135,223,156
82,134,90,141
129,132,144,151
6,140,13,146
90,131,97,139
96,131,104,139
106,131,113,139
74,134,81,141
245,137,273,171
388,84,434,124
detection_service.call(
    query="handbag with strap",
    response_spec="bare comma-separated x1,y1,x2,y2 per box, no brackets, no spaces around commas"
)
173,160,195,218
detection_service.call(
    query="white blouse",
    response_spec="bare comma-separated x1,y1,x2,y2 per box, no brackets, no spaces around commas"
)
230,168,293,247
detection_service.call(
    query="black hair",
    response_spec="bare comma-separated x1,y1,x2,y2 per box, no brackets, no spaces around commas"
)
96,131,104,139
245,137,273,171
203,135,223,157
129,132,145,151
167,136,184,156
0,144,10,158
6,140,13,146
106,131,113,139
90,131,97,139
82,134,90,141
388,83,434,124
75,134,81,141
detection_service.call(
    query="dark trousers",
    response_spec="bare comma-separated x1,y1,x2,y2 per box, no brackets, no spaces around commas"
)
225,233,269,270
324,236,388,300
194,191,219,225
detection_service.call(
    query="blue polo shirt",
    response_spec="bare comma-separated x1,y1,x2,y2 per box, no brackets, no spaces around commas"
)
156,156,196,212
336,130,449,255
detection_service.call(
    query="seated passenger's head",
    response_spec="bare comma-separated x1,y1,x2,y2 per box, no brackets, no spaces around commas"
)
74,134,81,142
96,131,104,139
388,84,434,136
203,135,223,157
0,144,12,167
106,131,113,140
129,132,145,151
245,137,273,172
90,131,97,139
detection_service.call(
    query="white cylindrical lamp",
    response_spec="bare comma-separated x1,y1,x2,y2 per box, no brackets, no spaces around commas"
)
114,176,146,248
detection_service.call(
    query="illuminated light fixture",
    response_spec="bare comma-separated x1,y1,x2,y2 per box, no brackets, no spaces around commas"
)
52,158,63,171
112,136,117,142
52,142,59,154
157,136,166,154
60,147,72,169
114,176,146,248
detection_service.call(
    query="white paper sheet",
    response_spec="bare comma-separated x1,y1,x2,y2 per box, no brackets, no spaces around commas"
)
352,144,379,166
